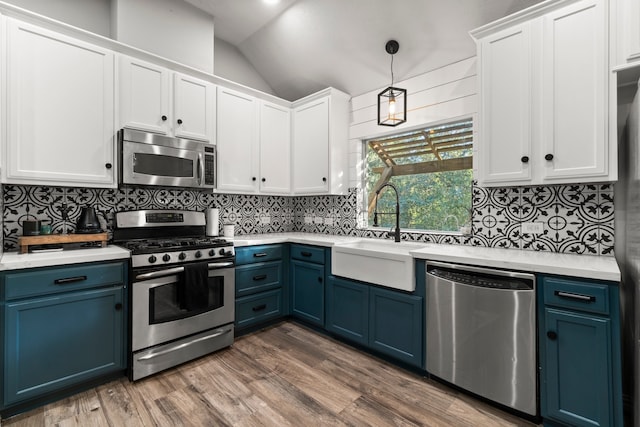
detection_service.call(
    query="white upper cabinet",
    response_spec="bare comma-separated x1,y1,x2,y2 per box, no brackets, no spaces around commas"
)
119,56,215,143
216,86,259,193
472,0,615,187
4,18,116,188
259,102,291,194
613,0,640,65
477,23,533,185
292,88,350,195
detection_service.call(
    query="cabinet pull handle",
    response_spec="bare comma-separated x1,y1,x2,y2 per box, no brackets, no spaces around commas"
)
545,153,554,161
253,274,267,281
318,277,323,283
252,304,267,312
253,252,267,258
554,290,595,303
547,331,557,340
115,303,123,311
301,251,312,257
54,275,87,285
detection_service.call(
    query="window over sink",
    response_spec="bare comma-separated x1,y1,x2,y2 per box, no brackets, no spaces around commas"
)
364,118,473,233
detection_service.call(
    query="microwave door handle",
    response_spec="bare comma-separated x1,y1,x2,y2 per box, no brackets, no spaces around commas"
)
197,153,203,186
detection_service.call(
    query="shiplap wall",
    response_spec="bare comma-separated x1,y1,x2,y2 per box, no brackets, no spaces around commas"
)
347,56,478,190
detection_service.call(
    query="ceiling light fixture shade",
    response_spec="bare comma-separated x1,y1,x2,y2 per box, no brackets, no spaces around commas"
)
378,40,407,127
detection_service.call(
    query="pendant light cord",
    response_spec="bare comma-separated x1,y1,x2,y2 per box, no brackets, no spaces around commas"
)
390,54,395,87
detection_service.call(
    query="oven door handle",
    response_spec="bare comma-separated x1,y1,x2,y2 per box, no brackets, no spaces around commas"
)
135,262,234,280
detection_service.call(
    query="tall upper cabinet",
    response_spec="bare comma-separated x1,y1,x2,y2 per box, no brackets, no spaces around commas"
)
3,19,116,188
292,88,350,195
612,0,640,66
119,56,215,143
471,0,616,187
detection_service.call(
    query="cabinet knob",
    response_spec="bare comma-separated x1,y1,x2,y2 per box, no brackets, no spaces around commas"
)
261,178,266,182
161,115,167,121
322,177,327,182
115,303,123,311
105,163,112,169
317,277,323,283
252,177,257,181
545,154,554,161
177,119,183,125
520,156,529,163
547,330,557,340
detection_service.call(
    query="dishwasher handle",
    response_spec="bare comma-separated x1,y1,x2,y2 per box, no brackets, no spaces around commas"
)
427,260,535,282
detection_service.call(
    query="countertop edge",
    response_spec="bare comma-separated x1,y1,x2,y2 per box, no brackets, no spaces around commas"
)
0,246,131,271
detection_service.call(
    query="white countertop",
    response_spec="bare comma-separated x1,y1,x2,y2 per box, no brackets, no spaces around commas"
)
233,233,621,282
0,246,131,271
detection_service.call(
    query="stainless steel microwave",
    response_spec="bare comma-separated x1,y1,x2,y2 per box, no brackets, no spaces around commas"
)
118,128,215,190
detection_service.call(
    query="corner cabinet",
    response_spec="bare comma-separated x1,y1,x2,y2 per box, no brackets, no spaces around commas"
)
0,261,127,411
538,275,623,427
3,18,116,188
290,244,326,326
471,0,615,187
292,88,350,195
119,56,215,142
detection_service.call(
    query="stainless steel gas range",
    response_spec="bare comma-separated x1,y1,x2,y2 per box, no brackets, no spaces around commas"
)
113,210,235,381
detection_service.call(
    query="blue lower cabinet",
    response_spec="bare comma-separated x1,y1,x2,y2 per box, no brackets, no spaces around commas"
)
325,277,369,346
236,289,283,329
539,275,623,427
369,287,423,367
542,308,612,427
291,259,325,326
4,286,124,406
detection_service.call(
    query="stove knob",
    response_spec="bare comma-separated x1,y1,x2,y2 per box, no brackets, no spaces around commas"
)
219,248,226,255
179,252,187,261
209,249,216,257
148,255,157,264
195,250,202,259
162,254,171,262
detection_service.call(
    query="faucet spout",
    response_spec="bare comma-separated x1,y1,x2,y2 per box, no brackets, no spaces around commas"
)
373,183,401,242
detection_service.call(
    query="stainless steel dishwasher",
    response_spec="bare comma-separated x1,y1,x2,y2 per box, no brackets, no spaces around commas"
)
426,261,537,416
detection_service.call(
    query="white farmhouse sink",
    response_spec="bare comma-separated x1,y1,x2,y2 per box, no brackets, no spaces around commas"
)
331,239,425,292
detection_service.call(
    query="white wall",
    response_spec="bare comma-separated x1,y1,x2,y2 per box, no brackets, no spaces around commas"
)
214,38,275,95
347,56,478,191
3,0,111,36
112,0,215,74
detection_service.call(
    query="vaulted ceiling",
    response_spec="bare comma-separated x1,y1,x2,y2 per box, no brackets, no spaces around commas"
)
184,0,544,101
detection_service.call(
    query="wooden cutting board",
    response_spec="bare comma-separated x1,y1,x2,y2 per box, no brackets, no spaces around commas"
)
18,233,108,254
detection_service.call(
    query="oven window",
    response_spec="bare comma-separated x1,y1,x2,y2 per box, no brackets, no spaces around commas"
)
149,276,224,323
134,153,194,177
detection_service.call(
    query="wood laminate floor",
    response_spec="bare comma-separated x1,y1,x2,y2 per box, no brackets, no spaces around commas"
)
2,322,540,426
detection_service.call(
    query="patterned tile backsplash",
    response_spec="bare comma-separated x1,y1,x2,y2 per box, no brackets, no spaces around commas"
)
2,182,614,256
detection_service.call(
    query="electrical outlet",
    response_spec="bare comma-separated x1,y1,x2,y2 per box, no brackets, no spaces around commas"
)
304,216,313,224
522,222,544,234
324,217,333,226
261,215,270,224
314,216,324,225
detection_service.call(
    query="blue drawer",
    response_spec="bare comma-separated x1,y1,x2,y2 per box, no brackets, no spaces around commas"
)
236,289,283,329
290,244,325,264
543,276,610,315
235,245,283,265
236,261,282,297
3,262,125,301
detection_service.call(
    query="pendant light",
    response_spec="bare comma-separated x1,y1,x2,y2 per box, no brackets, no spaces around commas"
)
378,40,407,127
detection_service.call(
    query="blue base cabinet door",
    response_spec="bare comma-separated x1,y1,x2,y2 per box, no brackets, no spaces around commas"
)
542,307,612,427
326,277,369,346
4,286,124,406
369,287,423,367
291,260,324,326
